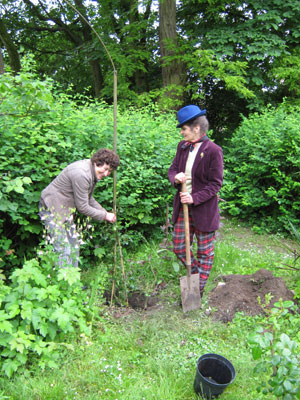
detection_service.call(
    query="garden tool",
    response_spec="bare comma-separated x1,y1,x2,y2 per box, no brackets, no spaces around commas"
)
180,181,201,312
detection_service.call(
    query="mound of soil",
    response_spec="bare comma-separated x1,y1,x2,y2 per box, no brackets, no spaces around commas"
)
208,269,295,323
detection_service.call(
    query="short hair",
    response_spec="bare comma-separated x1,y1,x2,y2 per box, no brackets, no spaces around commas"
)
186,115,209,134
91,148,120,170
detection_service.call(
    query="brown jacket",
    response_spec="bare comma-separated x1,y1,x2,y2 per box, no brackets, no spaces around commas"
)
40,159,107,222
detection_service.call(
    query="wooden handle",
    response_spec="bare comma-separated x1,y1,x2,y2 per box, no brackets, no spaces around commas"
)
182,181,191,277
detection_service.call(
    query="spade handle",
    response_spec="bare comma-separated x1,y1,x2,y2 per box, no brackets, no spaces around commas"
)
182,181,191,278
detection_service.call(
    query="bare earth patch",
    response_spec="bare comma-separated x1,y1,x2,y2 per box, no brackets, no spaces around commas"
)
208,268,295,323
109,220,298,322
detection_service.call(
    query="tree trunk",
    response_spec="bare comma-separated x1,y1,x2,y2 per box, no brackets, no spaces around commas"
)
159,0,186,105
0,48,5,74
0,18,21,74
89,59,104,97
74,0,104,97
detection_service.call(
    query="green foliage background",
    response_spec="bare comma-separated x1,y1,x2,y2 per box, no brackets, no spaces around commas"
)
3,0,300,146
1,69,300,382
221,102,300,233
0,70,180,272
1,70,300,272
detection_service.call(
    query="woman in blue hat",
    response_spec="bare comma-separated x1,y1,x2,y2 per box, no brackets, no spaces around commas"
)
168,105,223,297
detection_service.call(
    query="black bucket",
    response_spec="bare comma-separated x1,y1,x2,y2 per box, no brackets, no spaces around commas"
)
193,353,235,399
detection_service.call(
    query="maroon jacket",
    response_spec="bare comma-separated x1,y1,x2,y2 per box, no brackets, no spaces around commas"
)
168,138,223,232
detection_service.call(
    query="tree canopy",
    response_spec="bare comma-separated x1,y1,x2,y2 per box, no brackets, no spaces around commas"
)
1,0,300,140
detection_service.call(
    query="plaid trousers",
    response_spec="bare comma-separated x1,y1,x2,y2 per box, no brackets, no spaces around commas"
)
172,206,215,292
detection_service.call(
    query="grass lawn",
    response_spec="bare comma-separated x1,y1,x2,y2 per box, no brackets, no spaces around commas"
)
1,218,299,400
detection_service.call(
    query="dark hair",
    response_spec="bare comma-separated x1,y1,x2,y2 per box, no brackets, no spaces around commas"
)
91,148,120,170
186,115,209,134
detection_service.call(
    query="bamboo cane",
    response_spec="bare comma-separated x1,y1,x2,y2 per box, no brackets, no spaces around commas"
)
63,0,127,305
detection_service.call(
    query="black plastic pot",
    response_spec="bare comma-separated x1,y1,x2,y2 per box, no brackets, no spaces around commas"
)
193,353,235,399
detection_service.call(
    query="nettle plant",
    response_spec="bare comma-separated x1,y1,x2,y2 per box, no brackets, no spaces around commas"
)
249,295,300,400
0,245,91,378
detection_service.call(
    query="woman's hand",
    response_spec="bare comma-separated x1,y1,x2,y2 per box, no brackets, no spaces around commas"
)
105,212,117,223
174,172,186,184
180,191,194,204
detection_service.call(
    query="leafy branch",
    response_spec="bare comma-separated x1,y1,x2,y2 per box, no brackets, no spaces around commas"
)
249,296,300,399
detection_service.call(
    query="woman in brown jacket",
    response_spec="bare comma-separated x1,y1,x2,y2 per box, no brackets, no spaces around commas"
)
39,148,119,268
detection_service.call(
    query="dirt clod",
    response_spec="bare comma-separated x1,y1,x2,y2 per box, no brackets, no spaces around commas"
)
208,269,295,323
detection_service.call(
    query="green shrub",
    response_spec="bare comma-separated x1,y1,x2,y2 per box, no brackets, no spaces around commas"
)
0,71,179,271
221,103,300,233
249,298,300,399
0,247,91,377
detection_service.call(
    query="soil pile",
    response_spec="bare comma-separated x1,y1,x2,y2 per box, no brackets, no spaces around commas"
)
208,269,295,323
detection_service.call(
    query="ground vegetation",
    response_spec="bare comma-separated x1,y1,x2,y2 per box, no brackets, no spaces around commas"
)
0,218,299,399
0,46,300,398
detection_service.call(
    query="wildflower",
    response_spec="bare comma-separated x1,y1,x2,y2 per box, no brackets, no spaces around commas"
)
66,215,74,223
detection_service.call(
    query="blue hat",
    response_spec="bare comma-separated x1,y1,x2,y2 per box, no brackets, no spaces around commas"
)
176,105,206,128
